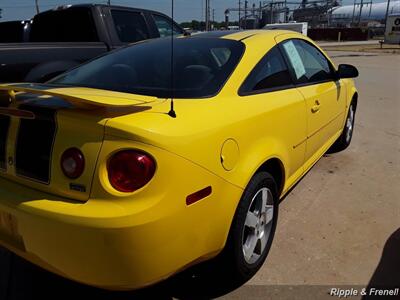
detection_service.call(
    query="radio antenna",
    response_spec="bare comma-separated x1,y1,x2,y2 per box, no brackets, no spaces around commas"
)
168,0,177,118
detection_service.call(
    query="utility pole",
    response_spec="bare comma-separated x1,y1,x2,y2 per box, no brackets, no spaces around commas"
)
35,0,40,14
357,0,364,26
384,0,391,32
326,0,330,27
208,0,211,31
238,0,241,29
244,1,248,29
107,0,110,5
284,0,288,22
212,8,215,30
252,3,257,28
368,0,372,17
270,1,274,24
205,0,209,31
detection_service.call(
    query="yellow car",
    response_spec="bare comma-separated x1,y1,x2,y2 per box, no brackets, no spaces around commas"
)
0,30,358,290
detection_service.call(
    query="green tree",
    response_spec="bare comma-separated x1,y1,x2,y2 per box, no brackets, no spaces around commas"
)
180,20,240,31
180,20,205,31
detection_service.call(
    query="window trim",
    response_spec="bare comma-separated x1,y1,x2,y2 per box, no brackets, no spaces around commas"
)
109,8,151,45
278,38,338,88
151,13,184,38
238,45,296,97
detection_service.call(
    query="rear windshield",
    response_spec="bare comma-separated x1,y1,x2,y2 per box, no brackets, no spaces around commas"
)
30,7,99,42
50,38,245,98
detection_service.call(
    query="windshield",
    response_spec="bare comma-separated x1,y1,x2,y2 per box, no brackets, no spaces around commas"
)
50,38,245,98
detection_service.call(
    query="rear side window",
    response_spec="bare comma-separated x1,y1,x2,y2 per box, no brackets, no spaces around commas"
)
281,39,334,84
240,46,293,94
211,48,231,67
111,10,149,43
152,14,183,37
30,8,98,42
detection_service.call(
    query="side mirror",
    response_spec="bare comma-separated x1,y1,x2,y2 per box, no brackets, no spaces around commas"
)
337,64,359,79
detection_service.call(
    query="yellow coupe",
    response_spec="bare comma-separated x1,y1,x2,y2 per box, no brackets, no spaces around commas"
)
0,30,358,290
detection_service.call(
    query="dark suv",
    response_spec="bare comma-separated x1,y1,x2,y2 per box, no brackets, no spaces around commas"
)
0,4,184,83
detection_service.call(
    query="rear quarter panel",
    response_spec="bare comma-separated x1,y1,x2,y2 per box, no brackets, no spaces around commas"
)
105,34,308,196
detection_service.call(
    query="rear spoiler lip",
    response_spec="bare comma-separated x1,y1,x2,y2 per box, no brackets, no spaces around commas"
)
0,83,159,108
0,107,36,119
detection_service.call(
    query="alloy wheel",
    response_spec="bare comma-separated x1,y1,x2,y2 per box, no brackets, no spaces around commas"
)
345,105,355,143
242,187,274,264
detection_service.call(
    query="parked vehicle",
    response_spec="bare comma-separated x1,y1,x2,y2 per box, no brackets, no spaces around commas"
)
0,4,184,83
0,30,358,290
264,22,308,36
0,20,31,43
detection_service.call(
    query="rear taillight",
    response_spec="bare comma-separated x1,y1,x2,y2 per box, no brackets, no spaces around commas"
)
107,150,156,193
61,148,85,179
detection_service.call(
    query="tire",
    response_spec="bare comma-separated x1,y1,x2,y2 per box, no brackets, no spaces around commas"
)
329,101,356,153
220,171,279,284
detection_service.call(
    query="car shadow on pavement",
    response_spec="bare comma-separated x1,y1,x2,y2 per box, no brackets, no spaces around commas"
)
362,227,400,299
0,247,243,300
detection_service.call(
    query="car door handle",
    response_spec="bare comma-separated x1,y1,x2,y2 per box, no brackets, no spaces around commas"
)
311,100,320,113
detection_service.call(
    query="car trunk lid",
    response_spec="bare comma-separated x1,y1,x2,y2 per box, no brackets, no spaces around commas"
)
0,83,158,201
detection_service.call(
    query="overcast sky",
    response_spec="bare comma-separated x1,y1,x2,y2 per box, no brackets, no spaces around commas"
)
0,0,387,22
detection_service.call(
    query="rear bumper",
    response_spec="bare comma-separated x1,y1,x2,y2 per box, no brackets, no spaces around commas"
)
0,142,243,290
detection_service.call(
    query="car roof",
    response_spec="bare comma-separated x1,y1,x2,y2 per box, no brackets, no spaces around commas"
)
190,29,303,42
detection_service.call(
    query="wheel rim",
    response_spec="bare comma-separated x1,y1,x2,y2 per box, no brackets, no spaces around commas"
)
242,187,274,264
345,105,355,143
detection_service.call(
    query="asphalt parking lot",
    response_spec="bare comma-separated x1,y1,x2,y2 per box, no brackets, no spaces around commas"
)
0,50,399,300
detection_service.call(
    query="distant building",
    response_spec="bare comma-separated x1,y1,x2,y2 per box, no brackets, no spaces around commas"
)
384,13,400,43
330,0,400,26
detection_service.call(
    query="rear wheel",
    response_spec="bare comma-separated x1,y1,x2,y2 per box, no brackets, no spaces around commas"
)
220,172,279,283
329,101,356,153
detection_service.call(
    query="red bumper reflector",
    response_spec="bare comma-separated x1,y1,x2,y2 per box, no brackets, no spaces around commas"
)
186,186,212,205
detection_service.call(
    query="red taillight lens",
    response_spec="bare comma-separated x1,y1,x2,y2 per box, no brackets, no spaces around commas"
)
61,148,85,179
107,150,156,193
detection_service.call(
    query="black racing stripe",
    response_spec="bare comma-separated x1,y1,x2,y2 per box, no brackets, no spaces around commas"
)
15,104,57,184
239,33,258,41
